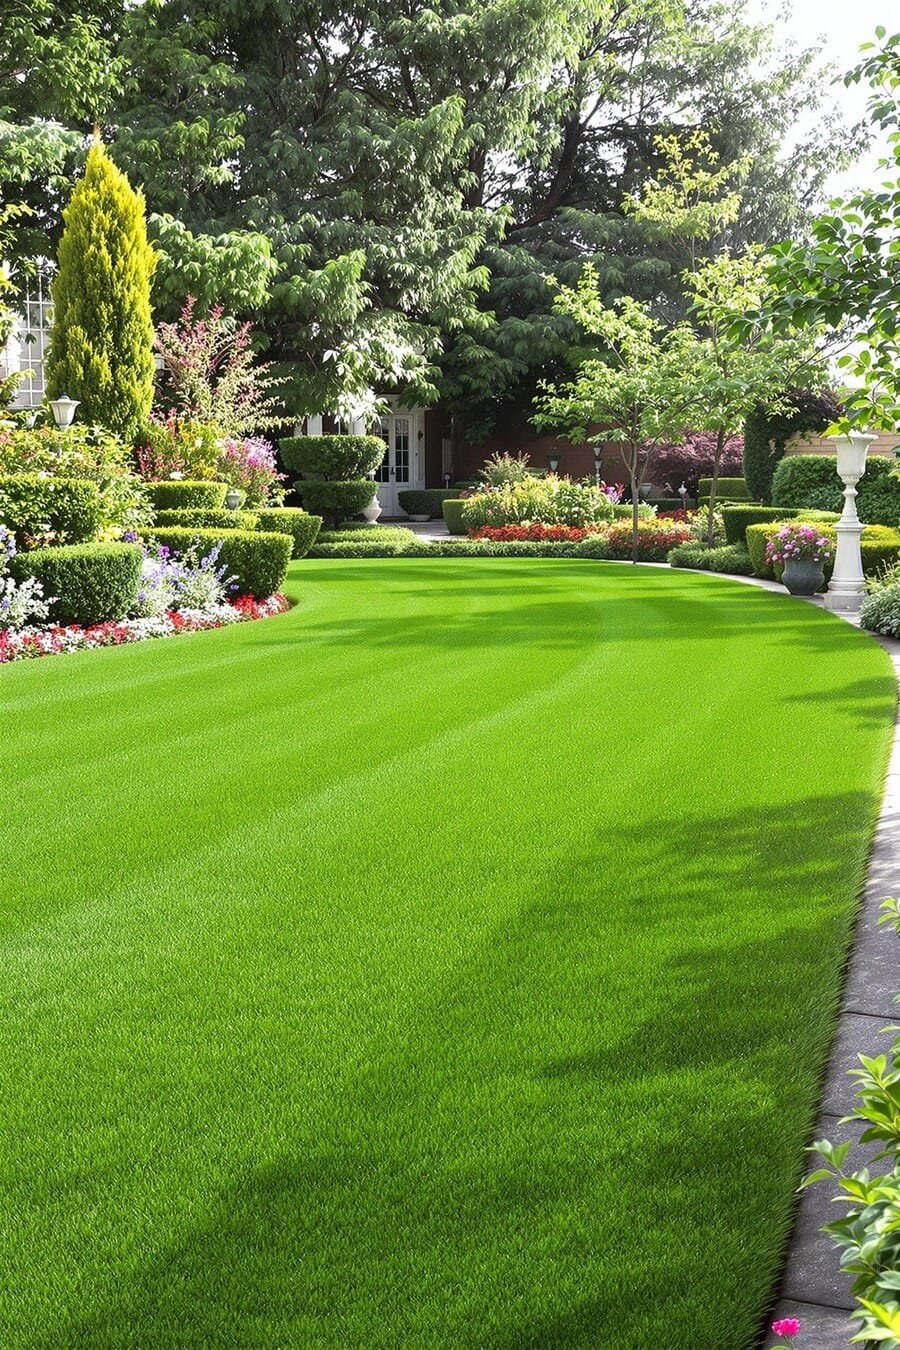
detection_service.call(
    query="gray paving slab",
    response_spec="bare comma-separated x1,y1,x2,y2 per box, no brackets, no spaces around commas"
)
762,1300,855,1349
820,1011,893,1116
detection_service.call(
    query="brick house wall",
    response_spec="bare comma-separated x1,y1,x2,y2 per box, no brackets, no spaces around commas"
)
784,430,900,458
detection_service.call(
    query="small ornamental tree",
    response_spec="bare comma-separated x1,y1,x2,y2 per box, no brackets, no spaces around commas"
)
743,388,843,503
534,270,701,562
47,141,156,438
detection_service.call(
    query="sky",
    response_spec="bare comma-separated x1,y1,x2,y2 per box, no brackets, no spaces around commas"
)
752,0,893,194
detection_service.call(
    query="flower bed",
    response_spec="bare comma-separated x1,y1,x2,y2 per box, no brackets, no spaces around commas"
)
0,593,288,663
469,523,593,542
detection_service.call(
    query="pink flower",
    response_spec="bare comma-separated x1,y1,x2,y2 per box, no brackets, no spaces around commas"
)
771,1317,801,1338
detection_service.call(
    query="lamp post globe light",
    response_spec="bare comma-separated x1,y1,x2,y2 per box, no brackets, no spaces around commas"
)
823,430,877,613
48,394,80,430
547,452,561,473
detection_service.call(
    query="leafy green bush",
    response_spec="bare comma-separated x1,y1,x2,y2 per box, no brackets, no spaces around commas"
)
612,503,657,520
0,475,104,548
279,435,385,479
668,543,755,575
460,478,613,530
255,508,321,558
721,505,802,545
308,526,417,558
11,542,142,625
698,476,749,501
746,519,900,580
773,454,900,525
147,480,229,512
860,580,900,636
149,528,291,597
155,508,259,531
442,499,468,535
0,424,150,533
294,479,375,528
397,489,456,518
742,389,842,503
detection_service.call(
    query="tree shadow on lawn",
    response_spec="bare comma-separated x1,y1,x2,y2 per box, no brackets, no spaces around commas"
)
782,676,898,727
56,790,879,1350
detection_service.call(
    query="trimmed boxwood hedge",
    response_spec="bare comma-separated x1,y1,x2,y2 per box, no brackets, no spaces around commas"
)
11,542,141,625
746,519,900,581
698,476,750,501
149,528,291,597
293,479,374,528
722,505,803,545
398,489,457,518
441,499,468,535
772,454,900,526
280,435,385,479
0,474,103,546
308,526,417,558
147,481,229,512
255,508,322,558
155,508,260,531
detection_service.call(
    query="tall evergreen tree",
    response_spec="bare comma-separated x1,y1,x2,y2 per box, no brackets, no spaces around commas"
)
46,140,156,437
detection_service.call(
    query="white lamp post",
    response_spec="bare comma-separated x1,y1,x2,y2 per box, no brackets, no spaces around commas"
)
823,430,877,613
593,449,603,487
48,394,80,430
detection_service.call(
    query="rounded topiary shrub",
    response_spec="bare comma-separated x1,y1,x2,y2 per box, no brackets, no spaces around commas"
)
398,489,456,519
280,435,385,480
255,508,322,558
155,508,260,531
442,499,468,535
0,474,104,547
11,542,142,626
147,481,229,512
698,476,749,502
149,528,291,598
293,480,375,529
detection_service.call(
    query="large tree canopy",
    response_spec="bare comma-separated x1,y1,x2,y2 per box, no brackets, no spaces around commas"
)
2,0,858,426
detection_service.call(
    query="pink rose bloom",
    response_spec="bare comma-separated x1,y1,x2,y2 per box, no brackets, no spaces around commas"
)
771,1317,801,1338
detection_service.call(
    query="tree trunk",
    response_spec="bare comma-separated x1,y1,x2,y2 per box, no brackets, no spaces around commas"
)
707,428,726,548
631,472,640,564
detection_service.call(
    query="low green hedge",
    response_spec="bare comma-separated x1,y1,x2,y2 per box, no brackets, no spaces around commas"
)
442,499,468,535
280,435,385,479
155,508,260,531
255,508,322,558
398,488,457,518
746,520,900,581
147,481,229,512
721,506,803,545
294,479,375,528
646,497,687,511
149,528,292,597
668,543,755,576
308,526,418,558
0,474,103,547
698,476,750,501
11,542,141,626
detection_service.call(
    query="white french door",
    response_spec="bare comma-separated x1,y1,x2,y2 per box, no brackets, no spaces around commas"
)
374,412,423,515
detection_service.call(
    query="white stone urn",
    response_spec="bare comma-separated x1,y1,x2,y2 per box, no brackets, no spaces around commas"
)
362,491,382,523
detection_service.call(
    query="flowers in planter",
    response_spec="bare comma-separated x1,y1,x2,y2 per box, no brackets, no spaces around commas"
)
765,523,835,567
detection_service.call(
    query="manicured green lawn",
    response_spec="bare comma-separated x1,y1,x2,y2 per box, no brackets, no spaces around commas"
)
1,559,895,1348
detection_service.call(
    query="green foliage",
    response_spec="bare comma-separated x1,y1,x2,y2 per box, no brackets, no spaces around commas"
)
460,478,613,531
279,436,385,481
442,499,468,535
668,543,755,575
742,390,842,503
698,477,748,501
397,490,457,518
722,505,802,545
294,480,376,529
154,508,259,531
254,509,321,559
148,528,291,597
773,454,900,525
603,518,694,562
478,452,533,487
11,542,141,625
46,142,156,438
308,526,419,559
861,580,900,638
0,423,150,533
146,481,229,512
0,474,103,548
